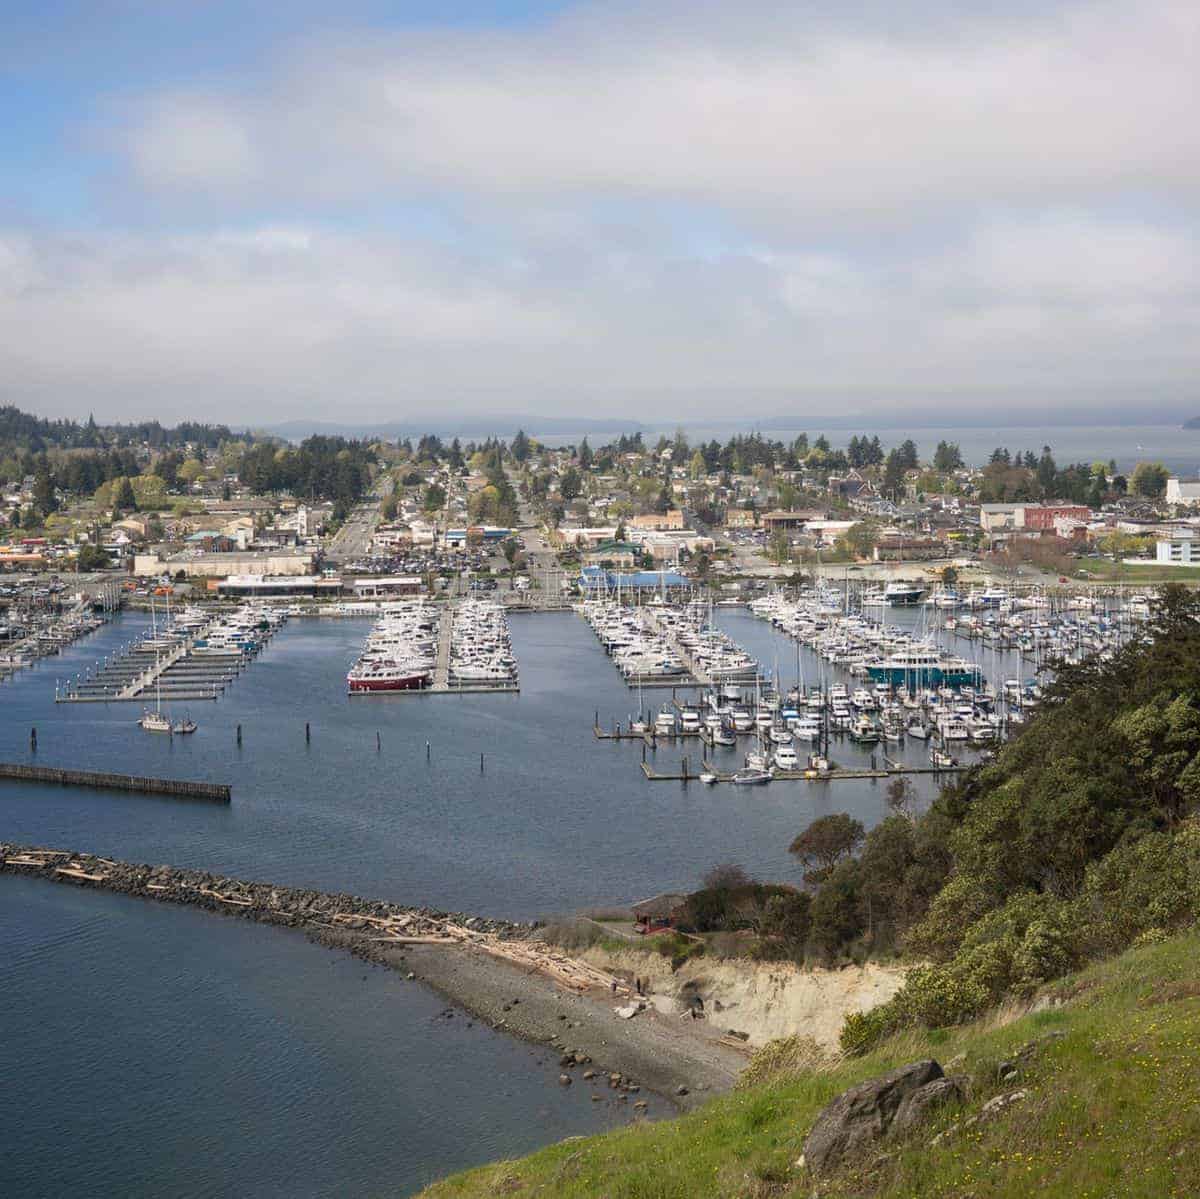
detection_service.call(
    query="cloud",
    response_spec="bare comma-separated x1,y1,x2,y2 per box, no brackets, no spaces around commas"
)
113,0,1199,229
7,0,1197,421
3,212,1197,422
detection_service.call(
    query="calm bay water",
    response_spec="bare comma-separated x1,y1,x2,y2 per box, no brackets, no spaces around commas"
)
1,605,1006,1195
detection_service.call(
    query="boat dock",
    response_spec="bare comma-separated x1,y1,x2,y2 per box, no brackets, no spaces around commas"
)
638,757,966,783
348,599,520,696
56,633,242,703
0,762,231,802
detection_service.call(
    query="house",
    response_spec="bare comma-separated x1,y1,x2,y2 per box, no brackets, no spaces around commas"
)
828,471,869,499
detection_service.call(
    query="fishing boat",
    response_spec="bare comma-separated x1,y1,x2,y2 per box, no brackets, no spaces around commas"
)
699,771,719,784
930,747,957,769
172,716,197,735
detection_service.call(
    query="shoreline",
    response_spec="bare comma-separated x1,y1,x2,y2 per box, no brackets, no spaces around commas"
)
0,842,746,1106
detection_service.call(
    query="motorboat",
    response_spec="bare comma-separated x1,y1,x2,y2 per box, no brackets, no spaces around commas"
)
772,743,800,770
884,580,925,606
732,767,772,785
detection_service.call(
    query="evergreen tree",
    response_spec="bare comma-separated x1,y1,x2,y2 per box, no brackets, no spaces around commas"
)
32,459,57,516
115,476,137,511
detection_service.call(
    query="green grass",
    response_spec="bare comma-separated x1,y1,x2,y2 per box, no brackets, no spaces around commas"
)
420,928,1200,1198
1073,561,1200,583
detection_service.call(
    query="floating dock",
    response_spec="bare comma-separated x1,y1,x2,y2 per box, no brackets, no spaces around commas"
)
638,758,965,783
0,762,231,802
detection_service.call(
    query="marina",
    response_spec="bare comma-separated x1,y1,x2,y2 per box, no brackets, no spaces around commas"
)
1,592,114,682
347,598,520,694
55,602,289,704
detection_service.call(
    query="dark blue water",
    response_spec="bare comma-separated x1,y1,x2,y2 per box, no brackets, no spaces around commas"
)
1,610,939,916
0,606,976,1196
1,874,657,1198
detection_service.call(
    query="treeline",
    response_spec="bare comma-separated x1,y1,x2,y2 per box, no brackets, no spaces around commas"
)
0,405,240,455
237,437,374,511
979,445,1148,505
755,586,1200,1053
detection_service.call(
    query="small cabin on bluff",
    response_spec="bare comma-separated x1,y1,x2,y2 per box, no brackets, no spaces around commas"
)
631,892,688,935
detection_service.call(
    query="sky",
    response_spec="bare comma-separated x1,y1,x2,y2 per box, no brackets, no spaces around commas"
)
1,0,1198,429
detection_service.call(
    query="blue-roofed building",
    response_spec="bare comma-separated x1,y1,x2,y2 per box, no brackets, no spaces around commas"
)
579,566,691,595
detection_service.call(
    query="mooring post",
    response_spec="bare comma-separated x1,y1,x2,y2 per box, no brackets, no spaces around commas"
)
682,756,688,780
376,731,381,752
305,722,311,744
480,753,484,773
426,740,431,760
642,742,647,763
30,727,37,753
236,724,242,746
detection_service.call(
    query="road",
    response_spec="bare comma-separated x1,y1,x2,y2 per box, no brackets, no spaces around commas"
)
324,483,391,565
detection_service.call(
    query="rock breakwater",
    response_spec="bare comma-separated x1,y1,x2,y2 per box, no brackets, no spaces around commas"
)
0,841,523,950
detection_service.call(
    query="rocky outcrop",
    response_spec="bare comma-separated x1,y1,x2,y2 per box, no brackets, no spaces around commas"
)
802,1059,965,1175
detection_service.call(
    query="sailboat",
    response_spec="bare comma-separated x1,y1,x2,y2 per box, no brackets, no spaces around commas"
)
138,652,172,732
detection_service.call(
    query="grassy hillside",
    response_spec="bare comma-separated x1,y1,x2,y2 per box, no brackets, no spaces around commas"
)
421,925,1200,1198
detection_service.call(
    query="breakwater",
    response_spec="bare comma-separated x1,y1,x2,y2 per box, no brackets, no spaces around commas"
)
0,842,521,943
0,763,231,802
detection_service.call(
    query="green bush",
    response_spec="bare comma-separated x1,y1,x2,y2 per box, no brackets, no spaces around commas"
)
840,1003,899,1056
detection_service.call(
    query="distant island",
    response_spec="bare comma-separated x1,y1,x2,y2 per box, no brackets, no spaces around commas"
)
1184,417,1200,429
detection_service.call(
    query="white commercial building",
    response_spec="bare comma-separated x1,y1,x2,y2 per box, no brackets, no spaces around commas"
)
1156,531,1200,566
1166,478,1200,508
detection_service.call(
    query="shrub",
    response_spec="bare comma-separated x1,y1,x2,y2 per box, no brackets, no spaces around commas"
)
737,1035,828,1089
840,1003,900,1057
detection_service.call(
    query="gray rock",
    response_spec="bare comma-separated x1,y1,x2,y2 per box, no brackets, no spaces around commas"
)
676,1085,689,1096
891,1076,966,1136
802,1060,945,1176
558,1074,572,1086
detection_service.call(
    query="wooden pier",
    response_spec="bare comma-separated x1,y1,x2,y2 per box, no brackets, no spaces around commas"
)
0,763,231,802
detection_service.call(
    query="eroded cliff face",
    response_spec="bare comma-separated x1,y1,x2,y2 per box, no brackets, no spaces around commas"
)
581,943,907,1048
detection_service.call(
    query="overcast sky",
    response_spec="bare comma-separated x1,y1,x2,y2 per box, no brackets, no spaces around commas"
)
2,0,1198,427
